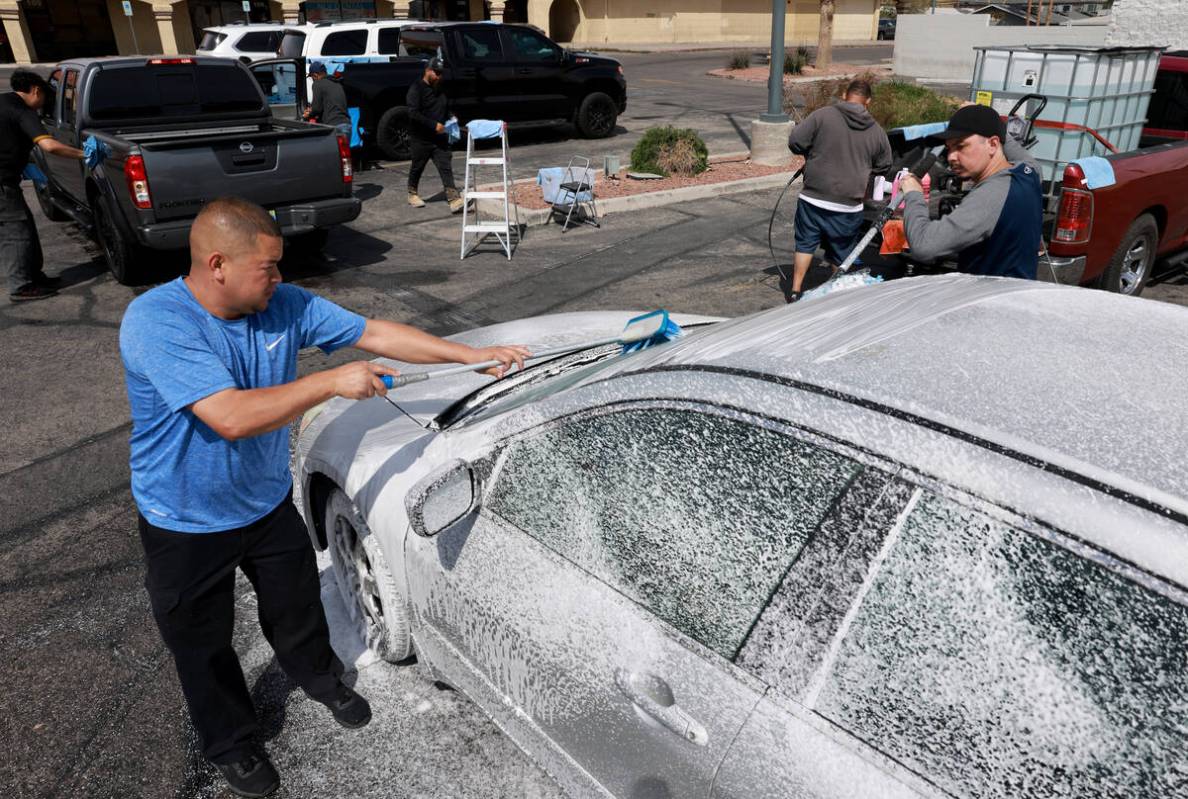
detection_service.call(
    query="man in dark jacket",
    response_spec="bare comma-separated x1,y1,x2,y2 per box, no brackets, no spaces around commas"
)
405,58,462,213
786,80,892,302
303,61,351,140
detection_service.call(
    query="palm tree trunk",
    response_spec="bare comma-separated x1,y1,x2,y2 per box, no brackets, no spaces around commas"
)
818,0,835,71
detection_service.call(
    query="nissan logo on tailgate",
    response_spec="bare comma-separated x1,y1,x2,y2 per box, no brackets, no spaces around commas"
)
239,142,254,154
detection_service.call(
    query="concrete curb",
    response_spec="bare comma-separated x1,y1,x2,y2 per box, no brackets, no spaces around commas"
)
475,167,799,228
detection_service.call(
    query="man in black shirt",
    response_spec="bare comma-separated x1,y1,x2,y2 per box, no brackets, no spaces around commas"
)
405,58,462,213
302,61,351,140
2,70,85,302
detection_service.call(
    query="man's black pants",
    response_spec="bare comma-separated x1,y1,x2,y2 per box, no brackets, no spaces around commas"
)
407,137,456,194
1,183,45,293
139,496,343,764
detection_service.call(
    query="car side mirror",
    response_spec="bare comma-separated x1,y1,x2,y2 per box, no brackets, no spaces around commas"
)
406,459,478,538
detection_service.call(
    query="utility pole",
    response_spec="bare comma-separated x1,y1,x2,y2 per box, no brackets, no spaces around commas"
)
762,0,789,123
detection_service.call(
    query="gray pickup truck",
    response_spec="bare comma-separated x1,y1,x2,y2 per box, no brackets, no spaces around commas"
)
33,55,360,284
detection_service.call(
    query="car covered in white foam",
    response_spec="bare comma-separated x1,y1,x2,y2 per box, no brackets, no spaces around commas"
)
294,274,1188,799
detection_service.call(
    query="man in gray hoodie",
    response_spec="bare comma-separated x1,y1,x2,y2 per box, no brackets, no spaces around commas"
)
786,79,892,303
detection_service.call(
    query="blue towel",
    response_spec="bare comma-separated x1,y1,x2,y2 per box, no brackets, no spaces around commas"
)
347,107,363,148
466,119,504,140
537,167,593,204
444,116,461,144
899,121,948,142
22,163,48,187
1071,156,1116,189
83,136,106,169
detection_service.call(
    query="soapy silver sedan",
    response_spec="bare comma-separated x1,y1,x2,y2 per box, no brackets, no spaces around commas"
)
294,274,1188,799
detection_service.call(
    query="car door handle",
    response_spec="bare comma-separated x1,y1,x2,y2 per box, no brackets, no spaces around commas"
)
614,668,709,747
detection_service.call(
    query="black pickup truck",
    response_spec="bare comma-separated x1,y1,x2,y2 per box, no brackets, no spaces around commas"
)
259,22,627,160
34,56,360,284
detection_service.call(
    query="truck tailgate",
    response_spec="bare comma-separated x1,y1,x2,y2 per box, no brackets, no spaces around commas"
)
136,125,346,222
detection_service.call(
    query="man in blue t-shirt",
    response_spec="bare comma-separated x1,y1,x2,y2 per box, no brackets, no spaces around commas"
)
119,197,527,797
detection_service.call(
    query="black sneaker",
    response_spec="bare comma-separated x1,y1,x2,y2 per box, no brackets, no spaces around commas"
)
786,289,802,305
215,751,280,798
9,283,57,302
321,684,372,729
33,274,62,289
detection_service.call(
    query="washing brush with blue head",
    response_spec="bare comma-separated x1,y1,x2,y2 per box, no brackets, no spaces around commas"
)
381,310,683,390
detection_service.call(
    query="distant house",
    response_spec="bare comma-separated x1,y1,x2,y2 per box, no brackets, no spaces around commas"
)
957,0,1107,26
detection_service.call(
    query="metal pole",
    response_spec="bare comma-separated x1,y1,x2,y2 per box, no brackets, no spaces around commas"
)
128,19,140,55
761,0,789,122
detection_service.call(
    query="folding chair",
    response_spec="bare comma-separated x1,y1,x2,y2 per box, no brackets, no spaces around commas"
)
549,156,599,232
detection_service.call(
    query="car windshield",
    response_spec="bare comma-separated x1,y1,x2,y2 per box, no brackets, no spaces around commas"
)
435,322,715,430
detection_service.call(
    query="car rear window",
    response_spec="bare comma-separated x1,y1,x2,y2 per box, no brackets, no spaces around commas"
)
235,31,281,53
320,29,368,57
88,63,263,120
278,30,305,57
198,31,226,51
810,489,1188,798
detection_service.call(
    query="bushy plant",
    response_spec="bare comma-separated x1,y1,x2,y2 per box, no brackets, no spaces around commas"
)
727,50,751,70
784,46,811,75
784,72,960,129
630,126,709,177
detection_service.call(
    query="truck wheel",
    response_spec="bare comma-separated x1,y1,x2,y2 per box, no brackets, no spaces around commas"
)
324,488,413,663
376,106,412,161
1098,213,1157,297
34,181,69,222
576,92,618,139
94,198,146,285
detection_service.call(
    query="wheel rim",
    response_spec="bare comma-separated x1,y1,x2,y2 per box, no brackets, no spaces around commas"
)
387,121,410,158
1119,235,1151,294
331,515,388,642
589,99,614,135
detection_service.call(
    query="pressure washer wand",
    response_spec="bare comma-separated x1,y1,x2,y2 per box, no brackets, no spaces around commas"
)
834,148,939,276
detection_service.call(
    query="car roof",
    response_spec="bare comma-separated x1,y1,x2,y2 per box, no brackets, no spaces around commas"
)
606,274,1188,513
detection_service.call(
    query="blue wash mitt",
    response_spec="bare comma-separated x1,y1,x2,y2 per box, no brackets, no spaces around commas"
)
444,116,461,144
83,136,107,169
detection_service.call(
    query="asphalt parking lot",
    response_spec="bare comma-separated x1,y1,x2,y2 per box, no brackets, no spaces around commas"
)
4,46,1188,799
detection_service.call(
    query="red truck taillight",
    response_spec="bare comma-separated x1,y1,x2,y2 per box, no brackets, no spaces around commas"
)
1054,164,1092,245
124,155,152,209
337,135,353,184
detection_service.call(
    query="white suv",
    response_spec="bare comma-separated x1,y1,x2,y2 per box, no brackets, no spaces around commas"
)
276,19,418,61
197,23,291,63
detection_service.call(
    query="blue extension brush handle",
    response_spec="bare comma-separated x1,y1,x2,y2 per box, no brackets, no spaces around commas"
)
378,310,682,392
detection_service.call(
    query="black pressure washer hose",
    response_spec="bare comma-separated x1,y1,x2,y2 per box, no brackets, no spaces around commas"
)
767,165,806,285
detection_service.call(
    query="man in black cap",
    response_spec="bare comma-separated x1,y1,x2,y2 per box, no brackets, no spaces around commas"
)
2,70,86,302
302,61,351,141
405,57,462,213
898,103,1042,279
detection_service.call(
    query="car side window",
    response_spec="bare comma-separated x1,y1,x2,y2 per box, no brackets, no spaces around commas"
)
1147,69,1188,132
399,29,443,59
377,27,401,56
486,407,863,660
61,70,79,130
235,32,277,53
44,69,61,123
320,30,367,57
809,488,1188,799
459,28,504,63
506,28,559,63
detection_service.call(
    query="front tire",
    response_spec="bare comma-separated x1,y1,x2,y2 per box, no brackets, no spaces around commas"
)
1099,213,1157,297
324,489,413,663
93,197,146,285
376,106,412,161
575,92,618,139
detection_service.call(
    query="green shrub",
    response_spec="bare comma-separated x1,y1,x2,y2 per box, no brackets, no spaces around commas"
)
727,50,751,70
630,126,709,177
784,46,810,75
784,72,960,129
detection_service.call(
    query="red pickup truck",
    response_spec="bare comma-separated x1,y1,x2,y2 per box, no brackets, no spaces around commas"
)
1048,51,1188,295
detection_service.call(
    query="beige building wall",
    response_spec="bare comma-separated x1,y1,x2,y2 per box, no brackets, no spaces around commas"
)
107,0,196,55
526,0,879,46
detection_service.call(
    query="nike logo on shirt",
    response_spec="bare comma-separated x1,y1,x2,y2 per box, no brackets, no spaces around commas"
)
265,335,286,352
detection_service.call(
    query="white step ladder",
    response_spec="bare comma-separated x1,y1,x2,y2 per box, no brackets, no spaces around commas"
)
460,124,519,260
